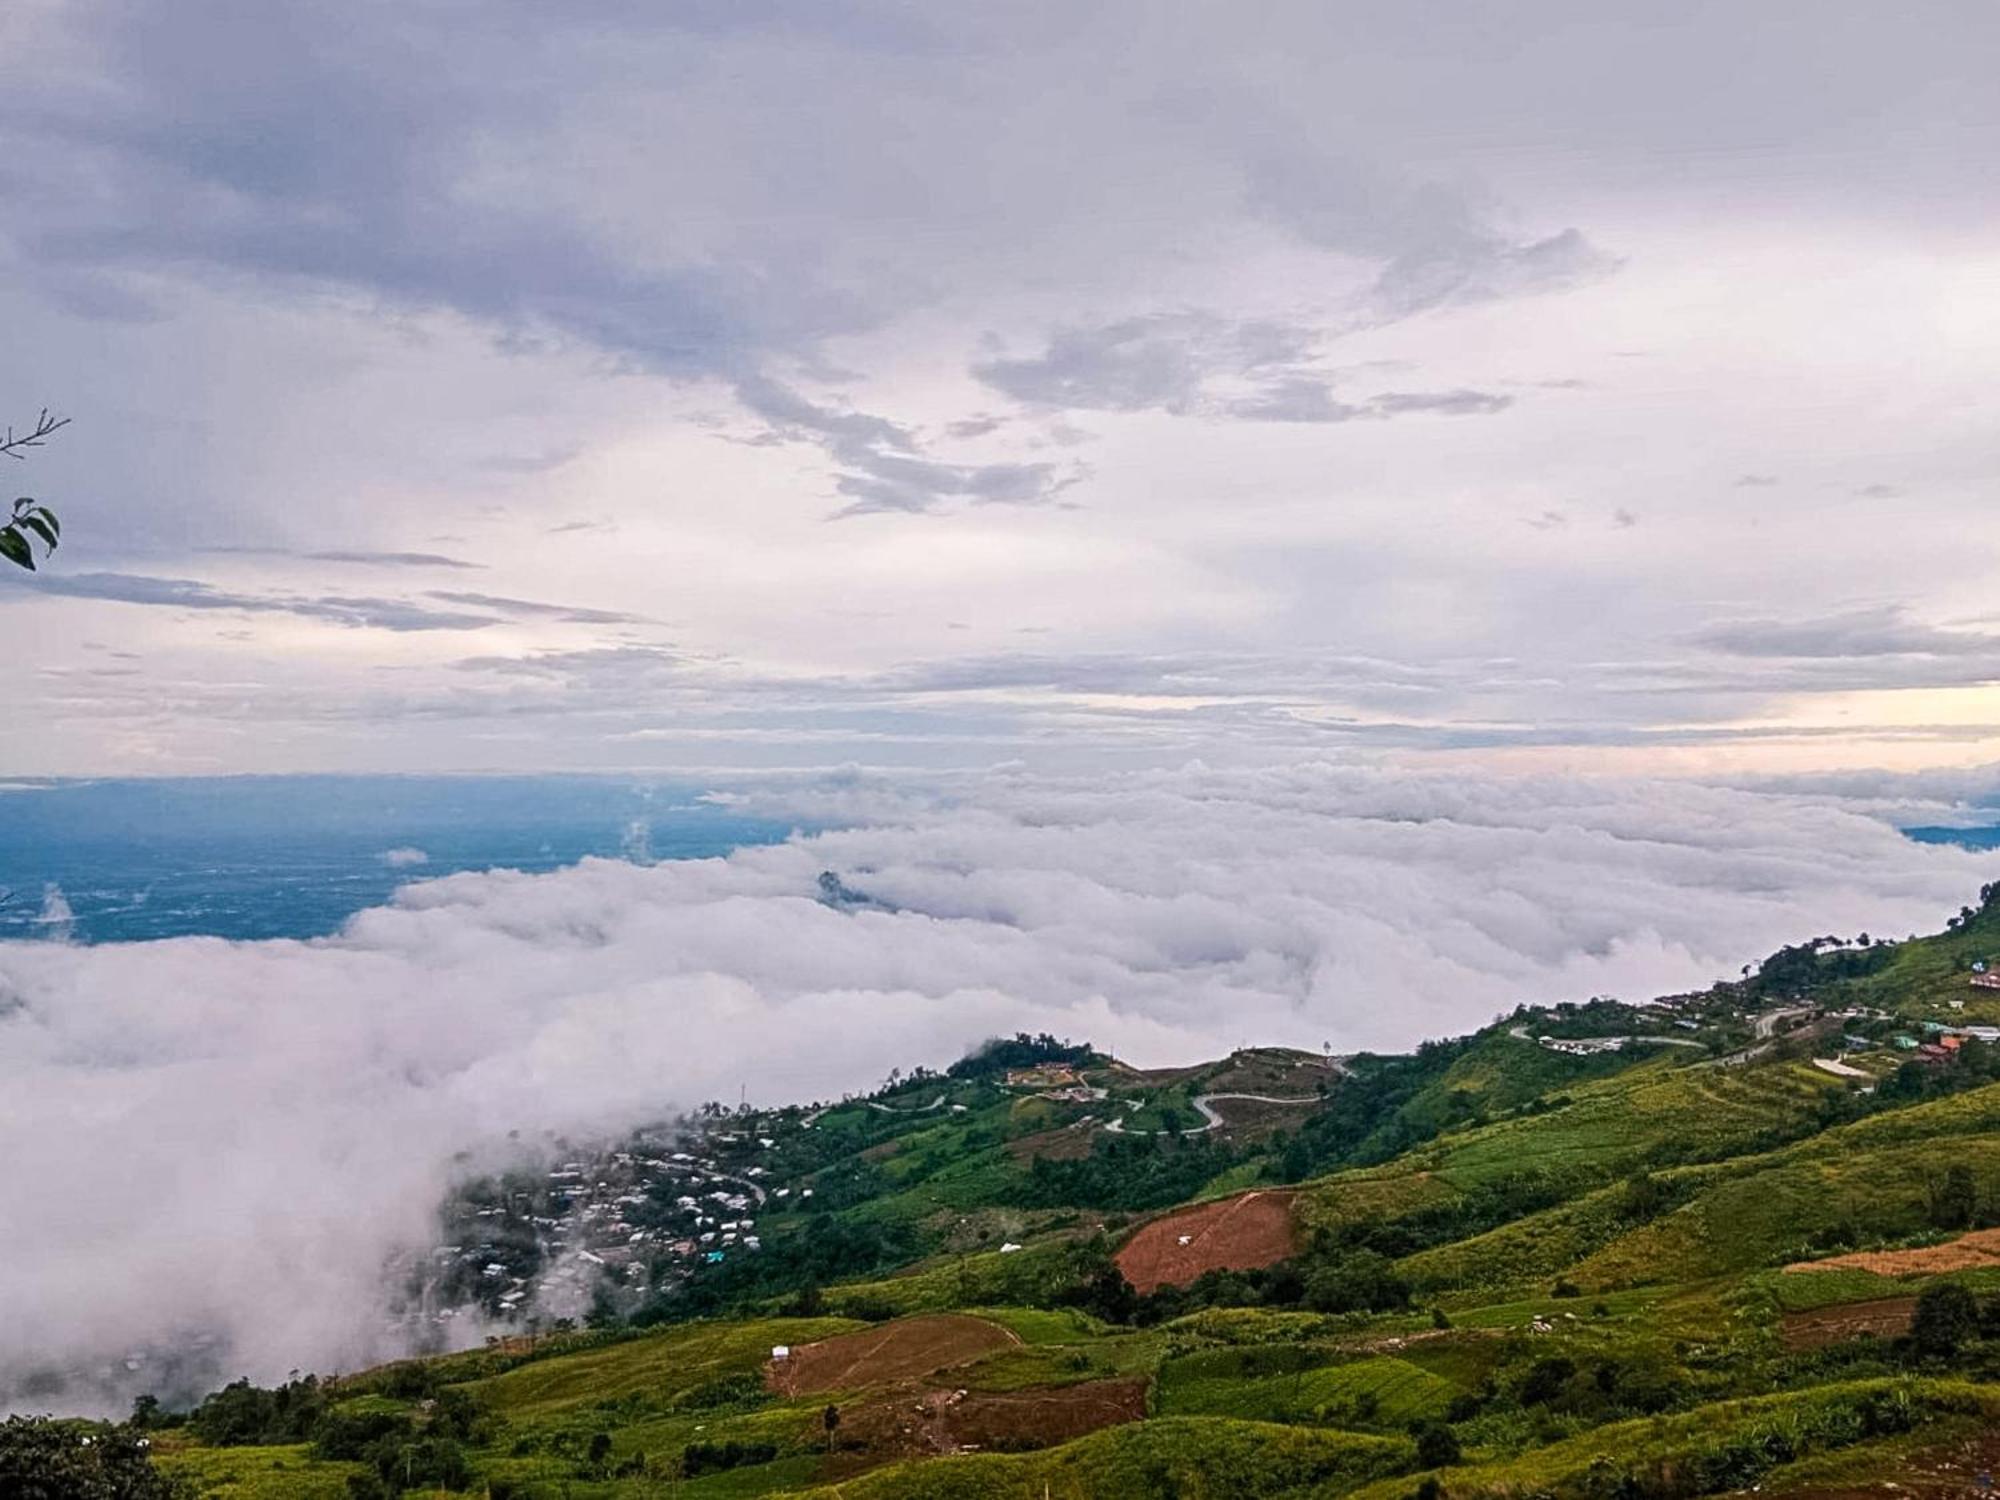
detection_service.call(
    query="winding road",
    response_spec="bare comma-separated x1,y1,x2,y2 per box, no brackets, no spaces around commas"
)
1506,1023,1705,1052
865,1092,949,1115
1103,1091,1323,1137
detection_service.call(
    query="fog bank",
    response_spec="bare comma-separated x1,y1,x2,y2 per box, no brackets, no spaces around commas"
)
3,762,1993,1410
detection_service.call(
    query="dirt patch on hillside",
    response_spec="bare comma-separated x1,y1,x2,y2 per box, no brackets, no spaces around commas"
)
767,1315,1019,1396
1005,1122,1097,1163
835,1377,1148,1460
1783,1225,2000,1277
1202,1049,1337,1097
1768,1428,2000,1497
1115,1190,1299,1294
1779,1296,1916,1351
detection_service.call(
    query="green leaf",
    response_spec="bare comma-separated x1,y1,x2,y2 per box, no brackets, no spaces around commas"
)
18,514,56,551
38,507,58,538
0,527,36,570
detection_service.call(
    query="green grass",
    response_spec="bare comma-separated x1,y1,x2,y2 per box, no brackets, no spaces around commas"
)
820,1240,1082,1317
792,1417,1411,1499
1156,1348,1456,1429
473,1318,858,1420
155,1442,359,1499
1348,1377,1993,1499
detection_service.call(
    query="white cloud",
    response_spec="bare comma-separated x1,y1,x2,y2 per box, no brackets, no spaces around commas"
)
3,761,1995,1410
379,847,430,869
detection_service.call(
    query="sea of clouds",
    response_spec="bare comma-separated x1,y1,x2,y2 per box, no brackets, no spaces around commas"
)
4,761,1997,1410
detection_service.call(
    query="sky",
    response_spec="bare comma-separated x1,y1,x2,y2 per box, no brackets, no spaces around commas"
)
3,2,1998,778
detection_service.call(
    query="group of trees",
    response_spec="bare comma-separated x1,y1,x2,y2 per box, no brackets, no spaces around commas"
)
0,1417,182,1500
1060,1234,1413,1329
1019,1131,1241,1213
947,1032,1096,1080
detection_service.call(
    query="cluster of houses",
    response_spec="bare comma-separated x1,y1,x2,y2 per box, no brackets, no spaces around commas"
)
1005,1061,1107,1103
405,1120,808,1331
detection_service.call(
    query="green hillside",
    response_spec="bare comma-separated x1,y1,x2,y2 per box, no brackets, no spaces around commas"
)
53,887,2000,1498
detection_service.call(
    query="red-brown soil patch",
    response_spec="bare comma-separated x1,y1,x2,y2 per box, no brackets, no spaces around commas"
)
1779,1295,1916,1351
835,1377,1148,1460
1783,1225,2000,1277
1115,1190,1299,1294
766,1315,1019,1396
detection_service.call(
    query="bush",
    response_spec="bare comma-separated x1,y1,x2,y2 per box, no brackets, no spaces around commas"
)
0,1417,187,1500
1411,1421,1461,1468
1909,1281,1980,1358
311,1408,412,1461
681,1439,779,1477
1301,1251,1410,1315
187,1377,326,1447
1519,1355,1577,1406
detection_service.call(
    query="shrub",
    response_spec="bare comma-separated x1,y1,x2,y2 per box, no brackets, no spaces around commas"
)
1412,1421,1462,1468
0,1417,186,1500
1909,1282,1980,1358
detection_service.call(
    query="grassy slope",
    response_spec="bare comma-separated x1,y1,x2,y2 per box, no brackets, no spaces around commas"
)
155,905,2000,1499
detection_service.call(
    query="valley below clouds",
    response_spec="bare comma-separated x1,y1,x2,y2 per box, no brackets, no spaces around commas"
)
4,761,1998,1410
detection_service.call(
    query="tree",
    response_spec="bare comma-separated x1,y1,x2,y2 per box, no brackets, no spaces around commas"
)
1,409,66,571
1519,1354,1577,1406
0,1416,186,1500
1931,1164,1979,1231
1412,1420,1461,1468
1909,1281,1980,1358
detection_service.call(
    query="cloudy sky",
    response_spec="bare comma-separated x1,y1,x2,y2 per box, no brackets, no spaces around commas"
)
1,2,1996,777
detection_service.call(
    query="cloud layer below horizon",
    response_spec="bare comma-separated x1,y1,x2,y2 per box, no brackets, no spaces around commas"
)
4,761,1997,1409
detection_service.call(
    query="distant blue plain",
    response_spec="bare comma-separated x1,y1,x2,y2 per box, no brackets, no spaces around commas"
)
0,776,793,944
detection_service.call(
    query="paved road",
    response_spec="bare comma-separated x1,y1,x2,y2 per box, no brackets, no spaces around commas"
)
1754,1005,1816,1039
1506,1023,1705,1051
1104,1091,1323,1136
1707,1005,1820,1068
864,1092,948,1115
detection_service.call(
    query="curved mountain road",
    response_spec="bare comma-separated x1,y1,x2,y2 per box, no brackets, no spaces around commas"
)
1104,1091,1323,1137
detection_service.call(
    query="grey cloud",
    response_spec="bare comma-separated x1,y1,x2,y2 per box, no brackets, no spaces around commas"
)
1365,226,1618,322
1230,383,1515,423
944,414,1007,439
1198,86,1619,321
977,317,1514,428
425,591,652,626
17,572,498,632
1222,379,1366,423
204,547,486,570
1368,389,1512,417
973,313,1317,414
733,375,1075,517
1695,607,2000,660
1735,474,1780,488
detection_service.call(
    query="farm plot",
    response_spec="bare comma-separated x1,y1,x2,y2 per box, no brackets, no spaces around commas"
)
1780,1296,1917,1351
838,1376,1150,1462
1785,1225,2000,1278
768,1315,1019,1396
1115,1190,1299,1293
